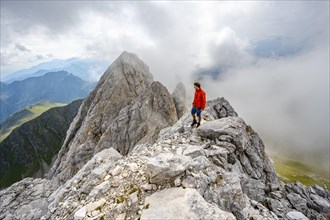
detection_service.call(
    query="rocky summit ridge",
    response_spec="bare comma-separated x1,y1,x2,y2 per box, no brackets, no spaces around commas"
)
0,52,329,220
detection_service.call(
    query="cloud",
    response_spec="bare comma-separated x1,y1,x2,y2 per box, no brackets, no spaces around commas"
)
0,42,54,76
15,43,31,52
200,43,329,168
194,27,254,80
2,1,88,34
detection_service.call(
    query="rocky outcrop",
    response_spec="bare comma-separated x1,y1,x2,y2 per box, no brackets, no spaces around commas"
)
146,153,193,184
95,81,178,156
140,187,236,219
48,51,154,184
197,117,278,185
0,52,329,220
49,52,178,185
0,178,55,220
171,82,187,119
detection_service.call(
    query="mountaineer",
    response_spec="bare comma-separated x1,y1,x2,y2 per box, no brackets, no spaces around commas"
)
191,82,206,128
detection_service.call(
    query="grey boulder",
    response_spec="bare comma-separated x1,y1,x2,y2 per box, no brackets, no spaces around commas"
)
141,187,236,220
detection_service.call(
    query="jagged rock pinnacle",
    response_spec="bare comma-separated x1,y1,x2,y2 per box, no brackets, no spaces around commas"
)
171,82,187,119
48,52,176,185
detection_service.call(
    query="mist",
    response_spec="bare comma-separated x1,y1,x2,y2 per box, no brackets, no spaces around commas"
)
181,45,329,170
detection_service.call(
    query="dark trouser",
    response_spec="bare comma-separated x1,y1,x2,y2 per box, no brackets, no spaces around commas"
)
191,106,202,123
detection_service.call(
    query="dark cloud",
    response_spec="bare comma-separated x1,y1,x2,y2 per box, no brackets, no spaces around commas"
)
132,2,178,38
2,1,79,34
15,43,31,52
36,54,45,60
0,1,126,41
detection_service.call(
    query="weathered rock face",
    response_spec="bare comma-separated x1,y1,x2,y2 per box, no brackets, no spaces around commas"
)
146,153,193,184
171,82,187,119
197,117,279,185
95,81,178,156
1,52,329,220
0,178,55,220
140,187,236,219
49,52,178,184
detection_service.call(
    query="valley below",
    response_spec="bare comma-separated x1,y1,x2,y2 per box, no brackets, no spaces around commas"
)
269,152,330,189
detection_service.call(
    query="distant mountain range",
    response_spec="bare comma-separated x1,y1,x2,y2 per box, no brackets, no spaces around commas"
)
0,71,95,122
0,100,65,142
0,99,82,189
2,58,108,83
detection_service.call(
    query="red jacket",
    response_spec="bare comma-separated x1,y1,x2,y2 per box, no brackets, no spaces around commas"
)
193,88,206,110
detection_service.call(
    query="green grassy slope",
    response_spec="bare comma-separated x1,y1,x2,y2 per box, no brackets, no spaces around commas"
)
0,100,65,142
269,153,330,190
0,99,82,189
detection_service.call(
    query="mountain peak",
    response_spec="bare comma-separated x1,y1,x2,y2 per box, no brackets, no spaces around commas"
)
34,71,80,81
119,50,137,59
48,51,156,183
111,51,144,68
103,51,153,83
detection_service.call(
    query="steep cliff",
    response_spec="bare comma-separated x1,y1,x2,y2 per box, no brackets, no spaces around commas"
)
49,51,179,186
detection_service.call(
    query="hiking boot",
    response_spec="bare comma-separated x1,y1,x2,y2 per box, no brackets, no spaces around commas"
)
191,120,197,127
196,122,201,128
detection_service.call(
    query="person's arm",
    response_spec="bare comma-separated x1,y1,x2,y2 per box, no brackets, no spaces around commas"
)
201,92,206,110
192,91,196,106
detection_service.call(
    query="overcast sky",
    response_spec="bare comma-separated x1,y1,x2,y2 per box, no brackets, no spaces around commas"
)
1,1,329,167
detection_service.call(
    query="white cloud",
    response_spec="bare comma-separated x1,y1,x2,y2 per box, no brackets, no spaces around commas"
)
198,27,253,69
202,44,329,168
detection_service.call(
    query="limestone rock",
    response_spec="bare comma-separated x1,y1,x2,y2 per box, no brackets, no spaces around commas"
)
287,193,309,215
241,177,267,203
96,81,178,155
0,178,53,220
183,145,205,158
86,198,106,212
111,166,124,176
49,52,170,184
171,82,187,119
285,181,330,218
116,213,126,220
88,181,110,199
203,97,238,120
141,187,235,220
286,211,309,220
74,206,87,220
198,117,279,185
146,153,193,183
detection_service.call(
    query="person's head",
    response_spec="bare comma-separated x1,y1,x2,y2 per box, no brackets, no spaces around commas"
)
194,82,201,90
